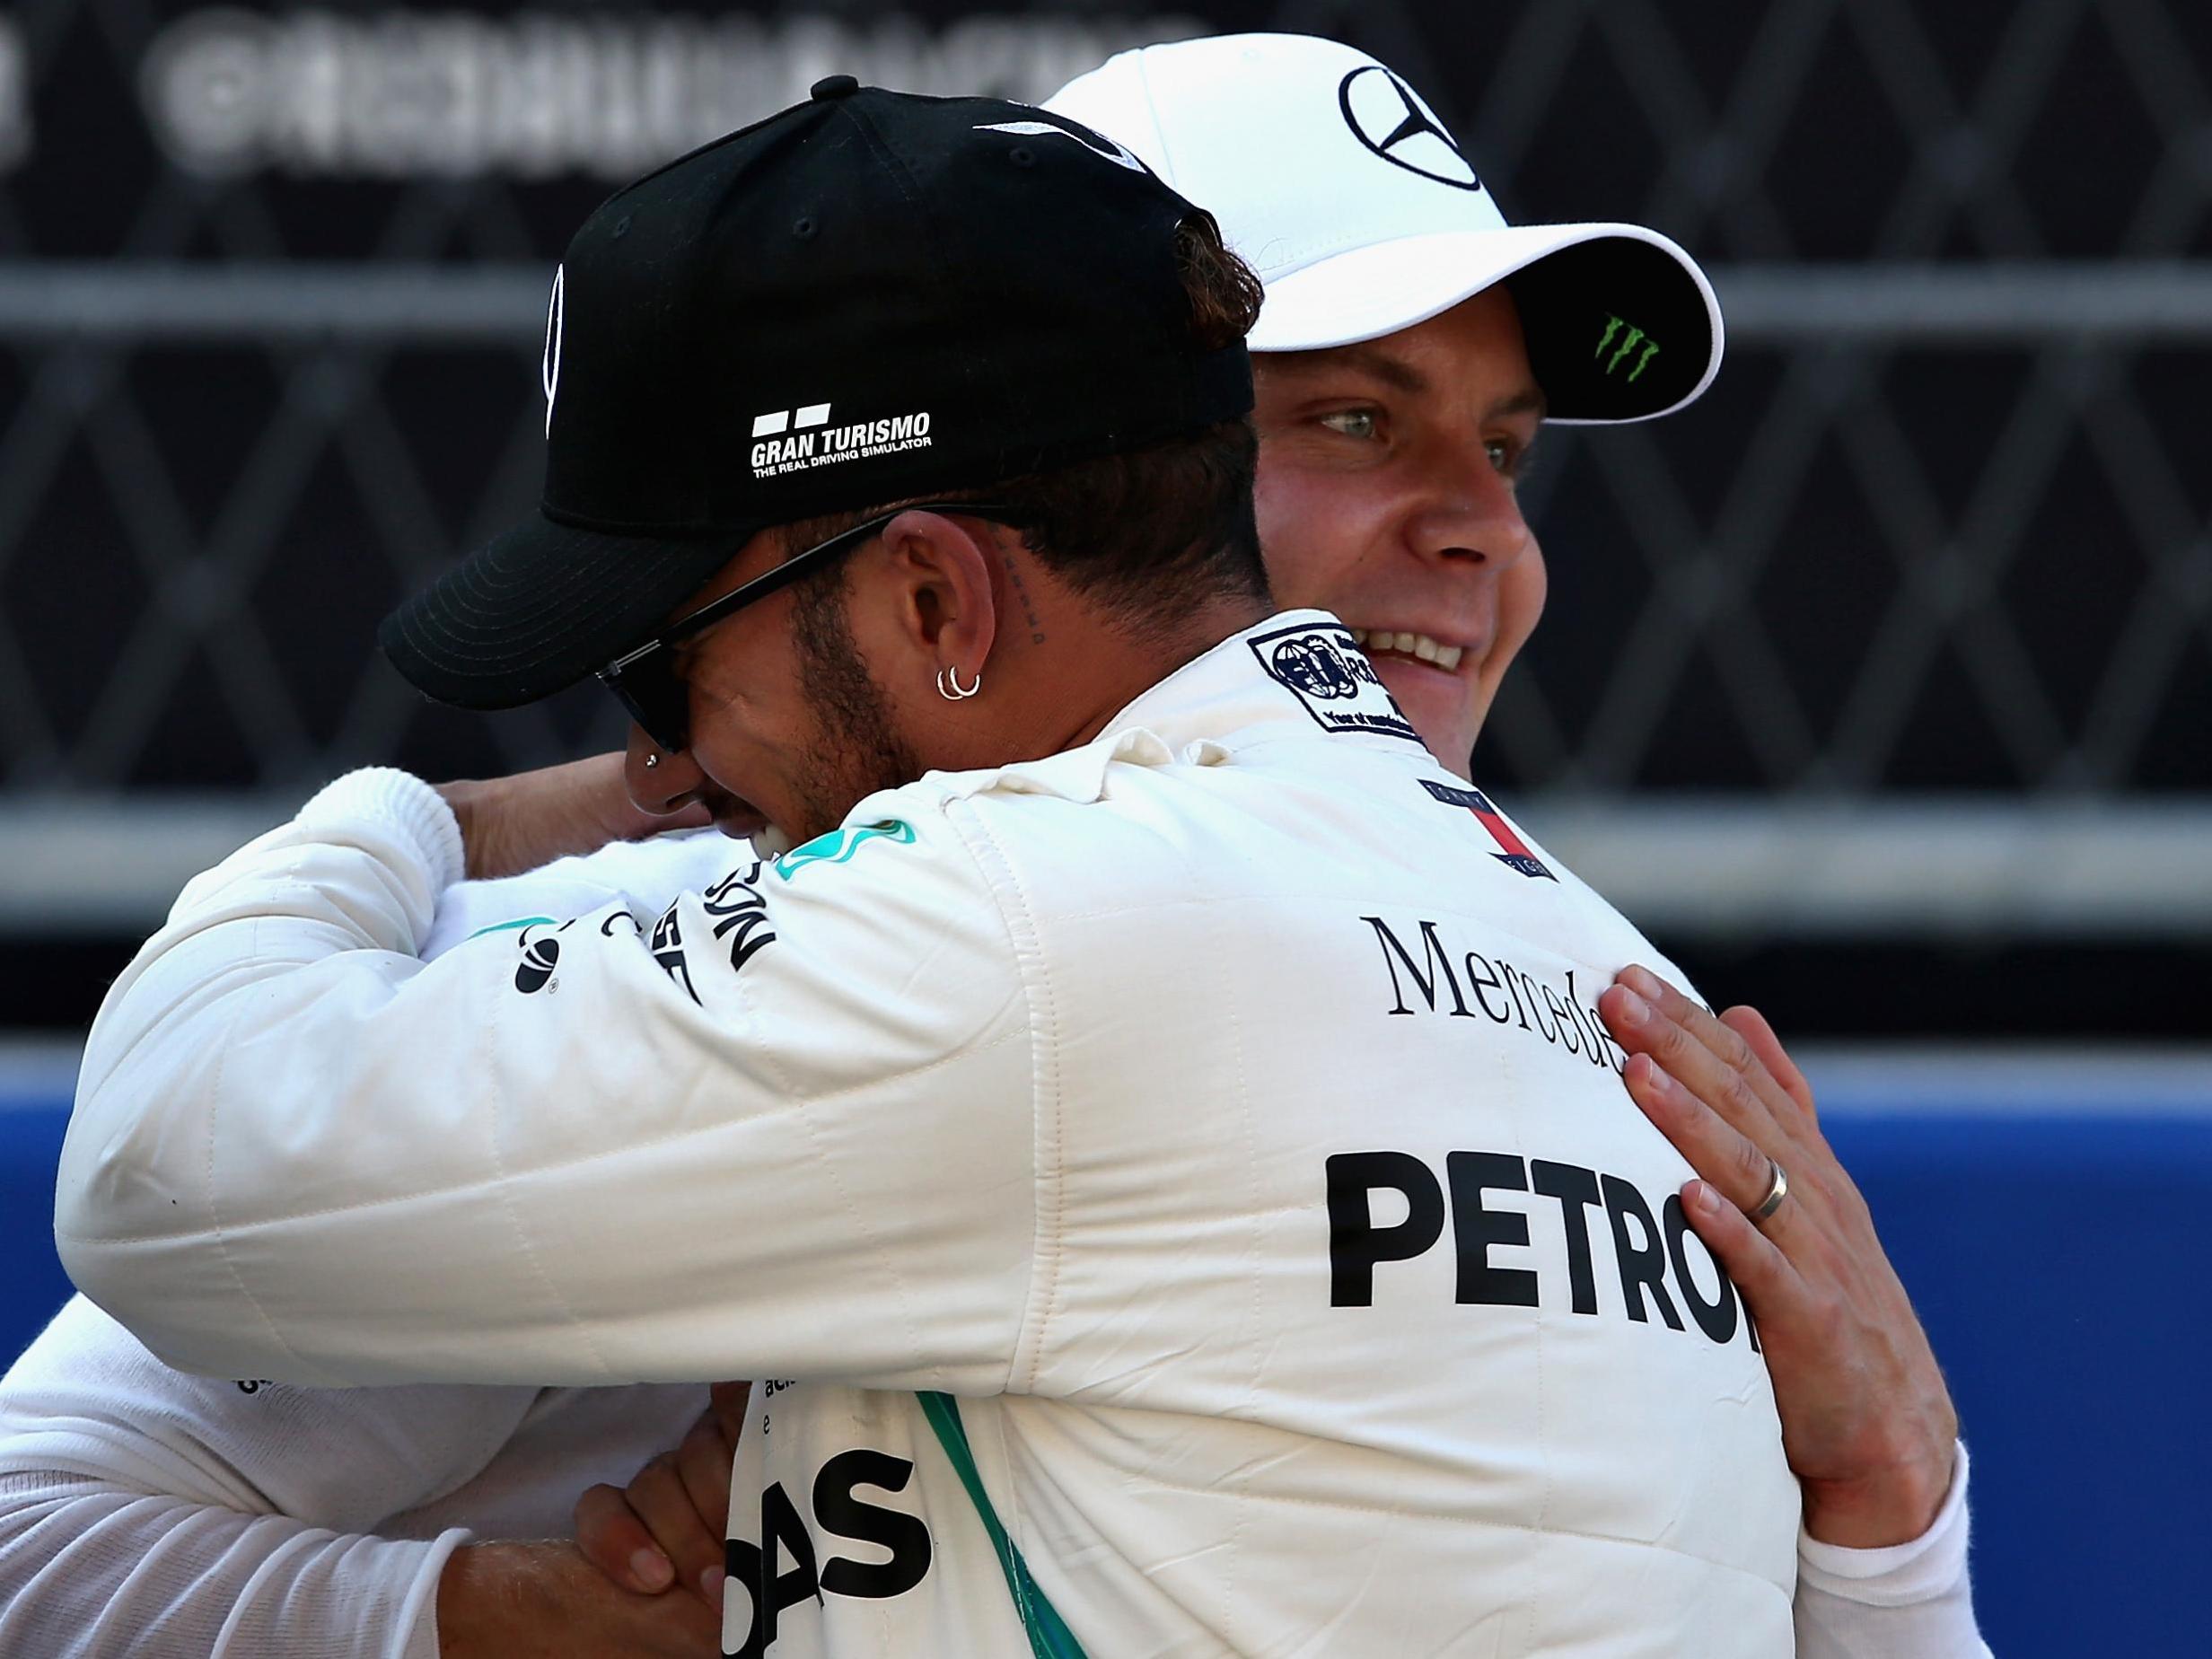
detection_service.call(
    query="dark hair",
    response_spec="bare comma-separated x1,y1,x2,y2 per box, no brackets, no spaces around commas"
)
778,217,1268,636
1176,210,1264,352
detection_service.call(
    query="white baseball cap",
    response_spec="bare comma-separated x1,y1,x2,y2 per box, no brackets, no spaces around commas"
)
1047,32,1724,424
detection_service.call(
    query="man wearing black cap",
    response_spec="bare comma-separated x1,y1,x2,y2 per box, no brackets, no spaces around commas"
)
378,74,1251,777
61,82,1806,1655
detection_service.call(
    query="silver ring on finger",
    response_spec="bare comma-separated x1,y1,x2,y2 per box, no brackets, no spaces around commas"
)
1751,1157,1788,1224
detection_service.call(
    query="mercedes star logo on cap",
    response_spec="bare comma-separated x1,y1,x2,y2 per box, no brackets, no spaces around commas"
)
1336,66,1480,191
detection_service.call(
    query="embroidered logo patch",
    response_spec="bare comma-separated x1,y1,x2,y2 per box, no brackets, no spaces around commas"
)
749,405,933,477
1250,621,1422,744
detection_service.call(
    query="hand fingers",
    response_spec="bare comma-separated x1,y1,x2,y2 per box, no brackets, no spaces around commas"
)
675,1410,739,1544
1720,1004,1818,1124
623,1450,731,1614
1602,980,1795,1166
1677,1178,1809,1330
1623,1054,1804,1246
1631,977,1824,1149
709,1379,752,1443
573,1481,680,1594
1617,968,1779,1095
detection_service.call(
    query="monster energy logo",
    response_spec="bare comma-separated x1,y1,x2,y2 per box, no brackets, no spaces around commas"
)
1594,315,1660,382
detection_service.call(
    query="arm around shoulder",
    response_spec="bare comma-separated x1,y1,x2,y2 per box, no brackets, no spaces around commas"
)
57,770,1035,1392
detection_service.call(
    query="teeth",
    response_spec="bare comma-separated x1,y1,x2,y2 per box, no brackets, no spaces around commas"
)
1348,627,1466,673
754,824,793,857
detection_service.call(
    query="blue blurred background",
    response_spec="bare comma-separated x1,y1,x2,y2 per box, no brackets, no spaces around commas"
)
4,1,2210,1653
13,1048,2210,1655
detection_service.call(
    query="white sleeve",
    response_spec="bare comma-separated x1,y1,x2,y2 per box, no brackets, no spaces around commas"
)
0,1298,535,1659
0,1477,454,1659
0,850,733,1659
1795,1442,1992,1658
418,828,751,958
57,768,1036,1391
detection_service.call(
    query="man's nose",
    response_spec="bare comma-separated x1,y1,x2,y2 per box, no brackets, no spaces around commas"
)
1409,443,1534,571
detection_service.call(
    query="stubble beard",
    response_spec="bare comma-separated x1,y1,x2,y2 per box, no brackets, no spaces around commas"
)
785,572,924,844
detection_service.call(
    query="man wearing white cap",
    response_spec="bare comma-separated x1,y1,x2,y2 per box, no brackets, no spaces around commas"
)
1047,28,1725,770
1040,31,1984,1655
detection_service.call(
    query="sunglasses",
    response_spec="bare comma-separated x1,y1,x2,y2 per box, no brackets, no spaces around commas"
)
597,501,1025,753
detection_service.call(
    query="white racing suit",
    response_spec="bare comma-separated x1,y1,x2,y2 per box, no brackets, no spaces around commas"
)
59,610,1804,1655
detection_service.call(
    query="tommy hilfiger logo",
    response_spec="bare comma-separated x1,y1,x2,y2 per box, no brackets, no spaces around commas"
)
1422,778,1557,880
749,403,934,476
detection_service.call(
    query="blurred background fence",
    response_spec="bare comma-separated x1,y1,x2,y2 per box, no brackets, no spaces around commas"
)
1,0,2208,1035
1,3,2208,1654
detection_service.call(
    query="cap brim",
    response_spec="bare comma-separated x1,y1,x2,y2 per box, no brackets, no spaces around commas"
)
379,514,750,710
1249,221,1724,424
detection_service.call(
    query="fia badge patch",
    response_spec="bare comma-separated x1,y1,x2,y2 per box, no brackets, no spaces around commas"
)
1422,778,1558,881
1249,621,1422,745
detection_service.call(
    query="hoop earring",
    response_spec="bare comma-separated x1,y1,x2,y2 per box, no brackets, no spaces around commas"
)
935,664,982,701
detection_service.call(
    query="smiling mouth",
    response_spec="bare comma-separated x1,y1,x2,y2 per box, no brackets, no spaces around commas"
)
1347,626,1466,673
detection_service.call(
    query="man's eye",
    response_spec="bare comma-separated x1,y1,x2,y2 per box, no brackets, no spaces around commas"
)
1319,408,1381,441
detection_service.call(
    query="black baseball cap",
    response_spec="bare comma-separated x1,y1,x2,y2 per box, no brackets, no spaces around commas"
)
381,76,1254,710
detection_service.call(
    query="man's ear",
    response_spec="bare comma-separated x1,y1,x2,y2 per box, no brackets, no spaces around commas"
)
875,507,1001,678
